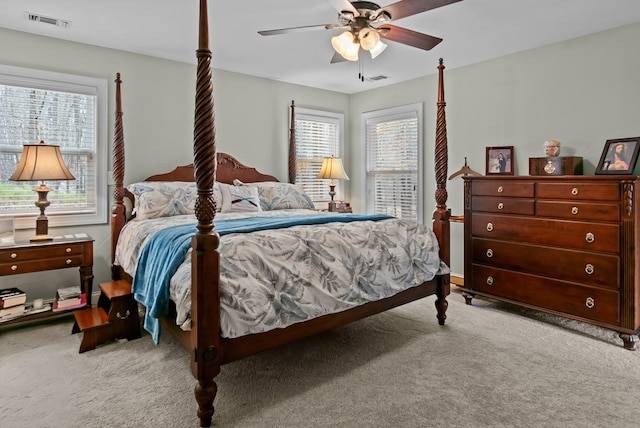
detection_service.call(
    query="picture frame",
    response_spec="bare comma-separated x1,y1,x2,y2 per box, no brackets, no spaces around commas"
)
486,146,514,175
595,137,640,175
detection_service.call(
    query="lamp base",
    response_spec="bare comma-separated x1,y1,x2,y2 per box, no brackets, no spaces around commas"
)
328,201,337,212
30,234,53,242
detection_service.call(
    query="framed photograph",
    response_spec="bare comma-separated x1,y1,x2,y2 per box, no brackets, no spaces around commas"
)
486,146,514,175
595,137,640,175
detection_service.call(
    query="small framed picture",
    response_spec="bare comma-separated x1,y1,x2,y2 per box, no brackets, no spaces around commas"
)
486,146,514,175
595,137,640,175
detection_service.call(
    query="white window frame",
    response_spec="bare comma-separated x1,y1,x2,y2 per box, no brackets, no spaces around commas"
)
0,64,108,229
295,107,346,207
361,103,423,222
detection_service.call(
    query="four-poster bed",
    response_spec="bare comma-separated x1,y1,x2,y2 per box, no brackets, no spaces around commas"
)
109,1,452,426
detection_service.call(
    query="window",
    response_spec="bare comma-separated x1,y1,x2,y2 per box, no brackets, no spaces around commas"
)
363,103,423,222
294,108,345,205
0,64,108,229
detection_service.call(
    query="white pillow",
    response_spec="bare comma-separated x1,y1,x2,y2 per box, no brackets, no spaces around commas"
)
128,181,222,220
219,183,262,213
232,180,315,211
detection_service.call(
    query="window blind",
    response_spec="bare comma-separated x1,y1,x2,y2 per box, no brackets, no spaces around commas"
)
0,64,107,228
295,109,344,204
364,105,422,221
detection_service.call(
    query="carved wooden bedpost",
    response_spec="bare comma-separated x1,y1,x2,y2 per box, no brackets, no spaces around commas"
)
111,73,126,278
289,100,296,184
191,0,221,426
433,58,451,325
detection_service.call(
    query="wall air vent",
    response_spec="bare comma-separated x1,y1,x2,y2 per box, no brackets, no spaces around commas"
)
366,75,388,82
24,12,71,29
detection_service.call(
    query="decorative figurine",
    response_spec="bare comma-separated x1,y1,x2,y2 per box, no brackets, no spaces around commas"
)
544,140,561,157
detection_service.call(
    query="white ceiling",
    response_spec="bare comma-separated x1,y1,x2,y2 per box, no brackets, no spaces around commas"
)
2,0,640,94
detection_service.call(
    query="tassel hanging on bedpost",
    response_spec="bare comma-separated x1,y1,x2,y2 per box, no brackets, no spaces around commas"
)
289,100,296,184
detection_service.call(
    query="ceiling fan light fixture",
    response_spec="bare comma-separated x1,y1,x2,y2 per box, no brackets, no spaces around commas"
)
369,40,387,59
358,27,380,51
332,31,359,61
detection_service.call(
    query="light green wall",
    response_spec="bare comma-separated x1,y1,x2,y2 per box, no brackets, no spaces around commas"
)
350,22,640,275
1,21,639,298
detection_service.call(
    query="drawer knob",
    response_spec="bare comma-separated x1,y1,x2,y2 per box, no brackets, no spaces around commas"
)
117,310,131,320
585,232,595,243
486,276,494,286
571,207,579,215
486,249,494,258
585,264,595,275
65,247,72,253
571,187,579,195
497,202,504,210
11,265,17,271
10,253,17,259
486,222,494,232
585,297,595,309
497,186,504,193
66,259,72,265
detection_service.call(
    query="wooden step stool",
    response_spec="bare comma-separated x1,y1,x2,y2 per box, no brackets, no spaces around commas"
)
72,280,141,353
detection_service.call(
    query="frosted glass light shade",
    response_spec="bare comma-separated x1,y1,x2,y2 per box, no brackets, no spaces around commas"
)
331,31,359,61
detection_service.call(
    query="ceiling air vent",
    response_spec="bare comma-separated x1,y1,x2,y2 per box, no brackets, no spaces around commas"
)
366,75,388,82
25,12,71,29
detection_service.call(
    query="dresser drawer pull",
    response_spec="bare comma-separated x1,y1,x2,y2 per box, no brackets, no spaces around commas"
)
497,202,504,210
486,276,494,286
486,222,494,232
585,264,594,275
10,253,17,259
11,265,17,271
66,259,72,265
497,186,504,193
486,249,494,258
571,207,578,215
65,247,72,253
585,297,595,309
585,232,595,243
571,187,579,195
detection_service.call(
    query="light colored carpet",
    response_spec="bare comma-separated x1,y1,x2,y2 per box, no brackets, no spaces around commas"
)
1,289,639,428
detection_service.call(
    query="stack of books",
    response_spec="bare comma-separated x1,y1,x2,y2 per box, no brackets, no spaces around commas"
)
53,286,87,312
0,287,26,322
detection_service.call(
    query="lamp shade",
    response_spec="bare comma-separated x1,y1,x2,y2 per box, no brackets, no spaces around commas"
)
358,28,380,51
10,141,75,182
331,31,359,61
317,156,350,181
369,40,387,59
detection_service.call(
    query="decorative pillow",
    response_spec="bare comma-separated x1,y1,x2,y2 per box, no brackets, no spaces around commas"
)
219,183,262,213
232,180,316,211
128,181,222,220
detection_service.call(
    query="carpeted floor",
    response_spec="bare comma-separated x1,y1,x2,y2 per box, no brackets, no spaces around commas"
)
1,289,639,428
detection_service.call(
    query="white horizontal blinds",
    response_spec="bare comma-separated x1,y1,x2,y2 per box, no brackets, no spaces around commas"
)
295,110,342,203
366,111,419,221
0,82,97,216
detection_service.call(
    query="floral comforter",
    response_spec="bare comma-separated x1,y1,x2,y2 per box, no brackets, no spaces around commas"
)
115,209,447,339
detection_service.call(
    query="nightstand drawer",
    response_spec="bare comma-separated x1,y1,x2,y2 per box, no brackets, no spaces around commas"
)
0,254,85,275
0,243,86,263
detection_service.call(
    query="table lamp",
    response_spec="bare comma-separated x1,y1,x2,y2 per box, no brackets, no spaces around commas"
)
10,140,76,241
317,156,350,212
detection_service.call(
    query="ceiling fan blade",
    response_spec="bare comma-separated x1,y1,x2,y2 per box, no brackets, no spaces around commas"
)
330,52,348,63
325,0,359,17
258,24,332,36
380,0,462,21
378,24,442,50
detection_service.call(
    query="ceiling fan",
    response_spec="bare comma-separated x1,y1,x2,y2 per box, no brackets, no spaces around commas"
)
258,0,462,63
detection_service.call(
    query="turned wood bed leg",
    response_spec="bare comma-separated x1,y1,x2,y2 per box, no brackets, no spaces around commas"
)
195,380,218,427
435,276,450,325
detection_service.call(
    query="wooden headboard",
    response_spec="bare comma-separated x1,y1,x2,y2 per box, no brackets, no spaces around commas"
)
143,152,278,184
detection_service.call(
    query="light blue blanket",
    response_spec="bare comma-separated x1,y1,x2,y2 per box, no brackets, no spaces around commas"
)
132,213,393,343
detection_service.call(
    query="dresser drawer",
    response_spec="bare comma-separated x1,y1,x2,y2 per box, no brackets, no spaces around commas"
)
470,265,619,325
471,196,535,215
471,238,619,289
536,200,620,221
471,213,619,253
536,182,620,201
471,180,534,197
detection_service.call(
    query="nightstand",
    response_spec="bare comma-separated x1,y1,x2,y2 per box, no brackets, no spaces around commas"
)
0,236,94,326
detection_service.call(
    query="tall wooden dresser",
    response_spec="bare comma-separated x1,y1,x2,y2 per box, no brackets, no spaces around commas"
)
462,176,640,350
